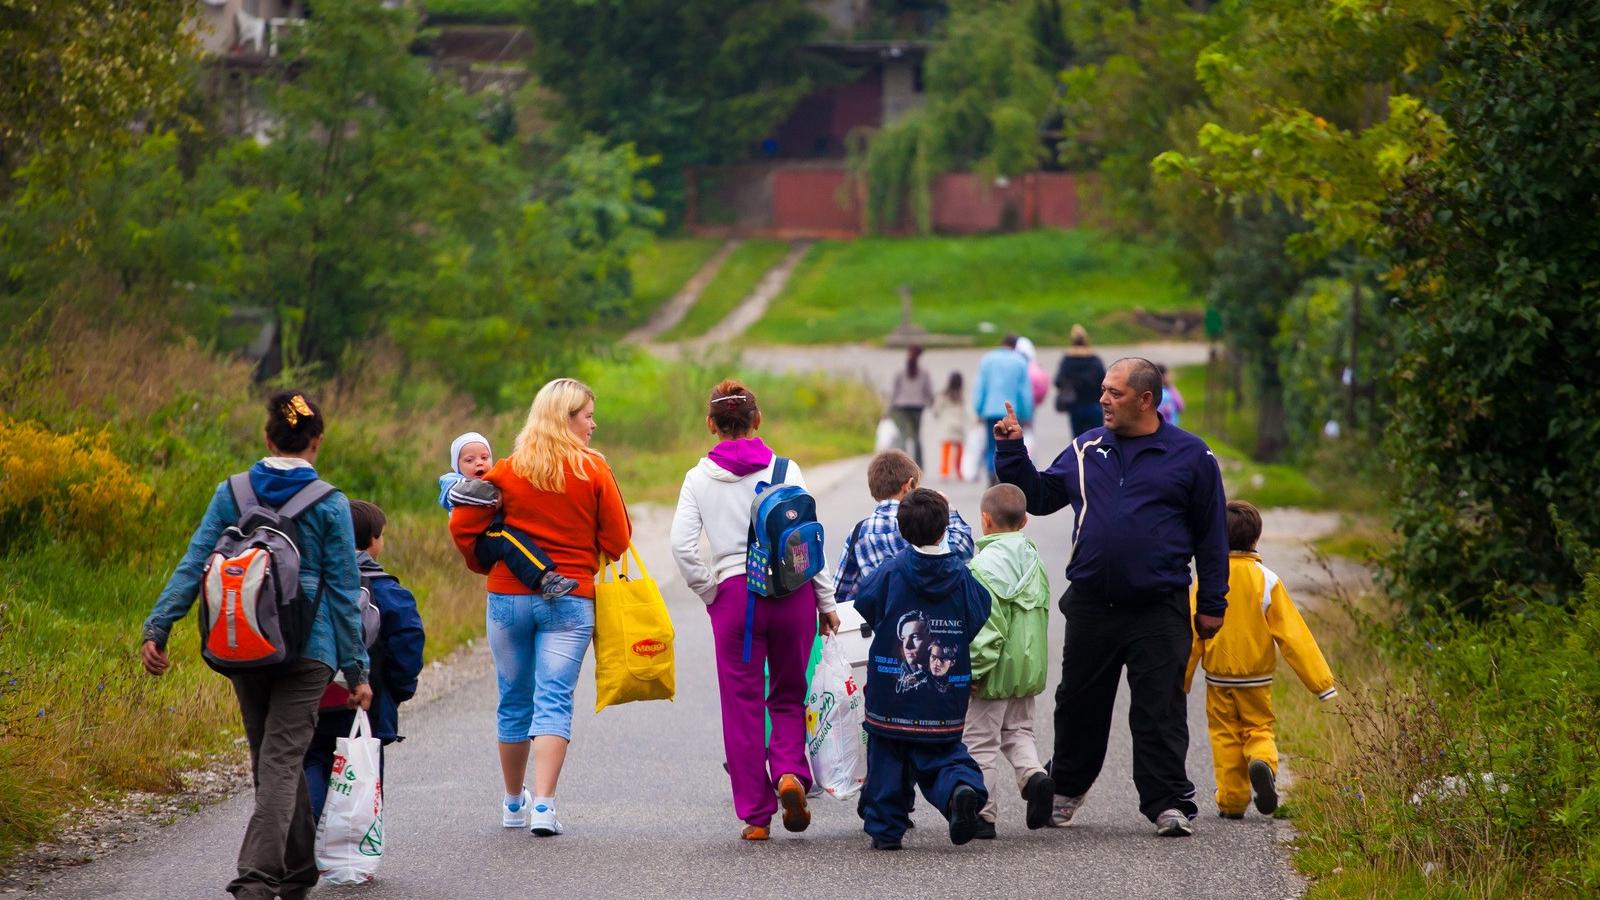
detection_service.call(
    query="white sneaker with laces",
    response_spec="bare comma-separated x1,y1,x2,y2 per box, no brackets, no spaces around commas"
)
1050,791,1088,827
1155,808,1195,837
529,800,565,836
502,788,532,829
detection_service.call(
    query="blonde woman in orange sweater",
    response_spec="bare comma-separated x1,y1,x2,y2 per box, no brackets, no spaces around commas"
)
450,378,632,836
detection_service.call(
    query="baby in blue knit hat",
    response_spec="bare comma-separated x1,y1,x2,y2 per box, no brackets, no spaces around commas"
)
439,431,577,601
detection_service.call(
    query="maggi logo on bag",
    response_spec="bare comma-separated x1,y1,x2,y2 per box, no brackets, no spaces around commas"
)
631,638,666,657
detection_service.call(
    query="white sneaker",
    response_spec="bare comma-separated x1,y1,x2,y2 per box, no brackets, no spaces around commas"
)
1050,791,1088,827
502,788,531,829
529,800,564,836
1155,808,1195,837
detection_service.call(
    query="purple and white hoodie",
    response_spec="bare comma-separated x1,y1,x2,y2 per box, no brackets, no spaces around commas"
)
668,436,837,612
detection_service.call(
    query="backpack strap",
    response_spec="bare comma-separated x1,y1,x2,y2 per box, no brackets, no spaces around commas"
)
227,472,260,520
277,479,338,520
771,456,790,485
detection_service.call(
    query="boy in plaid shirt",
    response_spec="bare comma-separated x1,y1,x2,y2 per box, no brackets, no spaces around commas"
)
836,450,975,605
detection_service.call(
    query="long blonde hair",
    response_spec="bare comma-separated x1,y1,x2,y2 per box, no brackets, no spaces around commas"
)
509,378,601,493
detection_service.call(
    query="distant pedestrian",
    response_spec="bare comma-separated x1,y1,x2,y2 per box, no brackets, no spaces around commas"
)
1157,364,1186,428
1184,501,1335,819
973,334,1033,485
994,357,1229,838
669,380,840,842
888,345,934,469
1014,337,1051,411
141,390,371,900
449,378,632,836
929,372,972,480
1053,324,1106,439
304,500,425,821
963,484,1056,837
853,489,993,851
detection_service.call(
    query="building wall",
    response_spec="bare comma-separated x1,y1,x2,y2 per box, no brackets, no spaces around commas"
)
881,58,924,125
687,165,1096,238
192,0,301,57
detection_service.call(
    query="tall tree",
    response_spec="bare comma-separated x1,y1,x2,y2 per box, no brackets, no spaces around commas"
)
0,1,195,200
521,0,835,221
1381,1,1600,614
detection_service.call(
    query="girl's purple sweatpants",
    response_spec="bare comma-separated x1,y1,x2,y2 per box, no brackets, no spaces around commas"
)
708,575,817,827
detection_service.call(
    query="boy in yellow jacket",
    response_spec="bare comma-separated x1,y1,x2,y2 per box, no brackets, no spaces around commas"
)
1185,501,1335,818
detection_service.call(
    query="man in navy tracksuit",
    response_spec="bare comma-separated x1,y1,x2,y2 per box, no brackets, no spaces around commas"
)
995,357,1228,837
853,489,993,851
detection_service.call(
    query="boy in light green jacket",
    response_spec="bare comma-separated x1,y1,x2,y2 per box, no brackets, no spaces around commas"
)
963,484,1055,837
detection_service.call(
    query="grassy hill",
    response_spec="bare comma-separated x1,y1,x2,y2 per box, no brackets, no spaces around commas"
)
748,230,1199,345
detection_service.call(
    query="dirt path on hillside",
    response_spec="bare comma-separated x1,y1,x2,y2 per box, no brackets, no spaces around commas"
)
624,239,741,343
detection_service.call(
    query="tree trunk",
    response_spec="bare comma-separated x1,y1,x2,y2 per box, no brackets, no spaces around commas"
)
1254,359,1289,462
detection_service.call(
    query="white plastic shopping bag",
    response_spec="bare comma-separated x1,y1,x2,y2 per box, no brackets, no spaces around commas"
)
874,417,901,453
805,636,867,800
315,708,384,885
959,424,987,482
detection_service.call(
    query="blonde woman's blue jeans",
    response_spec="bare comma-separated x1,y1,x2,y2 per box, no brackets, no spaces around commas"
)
486,592,593,743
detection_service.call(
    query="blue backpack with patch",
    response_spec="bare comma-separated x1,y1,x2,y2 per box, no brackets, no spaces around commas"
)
743,457,825,660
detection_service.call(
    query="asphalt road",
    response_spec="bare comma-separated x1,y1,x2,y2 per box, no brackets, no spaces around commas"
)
36,343,1303,899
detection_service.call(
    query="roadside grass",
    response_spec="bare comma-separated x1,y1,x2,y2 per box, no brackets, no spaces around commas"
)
627,237,724,325
1172,364,1329,509
746,230,1198,345
657,239,790,341
0,322,874,865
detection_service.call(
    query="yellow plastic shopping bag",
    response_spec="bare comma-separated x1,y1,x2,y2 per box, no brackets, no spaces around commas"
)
593,545,676,712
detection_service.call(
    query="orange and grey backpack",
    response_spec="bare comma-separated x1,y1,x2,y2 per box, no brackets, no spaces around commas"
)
199,473,336,672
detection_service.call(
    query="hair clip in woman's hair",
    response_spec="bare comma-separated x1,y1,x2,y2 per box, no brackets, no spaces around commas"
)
282,394,314,427
714,394,750,405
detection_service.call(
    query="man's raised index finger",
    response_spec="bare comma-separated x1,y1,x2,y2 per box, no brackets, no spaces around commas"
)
1003,401,1015,418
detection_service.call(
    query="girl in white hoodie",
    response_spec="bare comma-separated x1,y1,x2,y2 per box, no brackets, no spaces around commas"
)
670,379,841,842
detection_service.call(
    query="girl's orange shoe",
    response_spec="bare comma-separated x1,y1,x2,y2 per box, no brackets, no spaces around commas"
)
741,824,770,841
777,773,811,833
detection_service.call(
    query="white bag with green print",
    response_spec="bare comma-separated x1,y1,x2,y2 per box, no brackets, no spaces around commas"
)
315,708,383,884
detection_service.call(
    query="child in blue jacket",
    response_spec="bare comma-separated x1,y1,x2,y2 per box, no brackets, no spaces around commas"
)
852,488,993,850
304,500,426,819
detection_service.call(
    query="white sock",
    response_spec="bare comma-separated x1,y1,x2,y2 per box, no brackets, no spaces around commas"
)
534,795,556,810
505,790,525,809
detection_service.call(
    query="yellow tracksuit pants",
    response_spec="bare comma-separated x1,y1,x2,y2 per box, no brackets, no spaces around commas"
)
1205,683,1277,815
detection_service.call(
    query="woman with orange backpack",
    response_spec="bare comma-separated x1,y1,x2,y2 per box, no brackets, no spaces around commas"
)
140,390,371,900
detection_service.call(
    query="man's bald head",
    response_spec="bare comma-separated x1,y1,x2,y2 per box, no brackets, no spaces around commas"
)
1110,357,1163,401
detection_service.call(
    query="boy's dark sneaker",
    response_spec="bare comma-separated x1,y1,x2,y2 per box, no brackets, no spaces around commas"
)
973,820,997,840
872,837,903,851
1250,759,1279,815
1022,771,1055,830
777,774,811,833
1218,811,1244,820
948,784,983,846
540,572,580,601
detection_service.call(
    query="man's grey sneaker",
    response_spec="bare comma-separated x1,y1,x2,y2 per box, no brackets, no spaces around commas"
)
1023,771,1056,830
502,787,531,829
529,800,565,836
540,572,580,601
1250,759,1279,815
1050,791,1087,827
1155,808,1195,837
948,784,983,845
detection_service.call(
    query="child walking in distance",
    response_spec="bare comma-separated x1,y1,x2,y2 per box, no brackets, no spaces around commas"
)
1185,501,1336,817
303,500,425,819
963,484,1055,837
853,489,992,850
834,450,974,606
930,372,971,480
438,431,578,600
